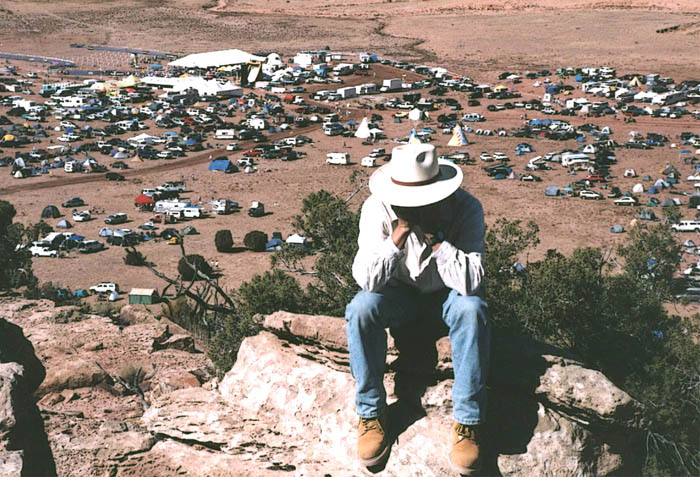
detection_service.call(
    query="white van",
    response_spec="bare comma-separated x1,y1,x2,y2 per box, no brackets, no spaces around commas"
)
182,207,202,219
326,152,349,165
361,156,377,167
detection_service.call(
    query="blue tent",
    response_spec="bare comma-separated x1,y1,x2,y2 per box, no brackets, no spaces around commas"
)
574,74,583,82
208,159,238,173
646,186,658,194
265,238,284,252
545,85,561,95
545,185,560,196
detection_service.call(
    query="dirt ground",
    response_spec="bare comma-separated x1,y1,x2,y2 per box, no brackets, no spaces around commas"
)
1,0,700,314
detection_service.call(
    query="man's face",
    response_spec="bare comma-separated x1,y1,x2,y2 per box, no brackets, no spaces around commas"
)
392,201,442,232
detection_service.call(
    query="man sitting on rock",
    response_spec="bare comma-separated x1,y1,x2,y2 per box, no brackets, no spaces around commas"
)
345,143,489,475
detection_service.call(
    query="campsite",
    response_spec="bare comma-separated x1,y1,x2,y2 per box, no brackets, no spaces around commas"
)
2,1,700,476
2,45,699,296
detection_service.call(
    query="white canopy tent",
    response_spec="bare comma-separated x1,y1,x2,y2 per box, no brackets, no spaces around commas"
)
169,49,266,69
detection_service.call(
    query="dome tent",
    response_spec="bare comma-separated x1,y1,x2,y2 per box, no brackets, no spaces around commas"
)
41,205,60,219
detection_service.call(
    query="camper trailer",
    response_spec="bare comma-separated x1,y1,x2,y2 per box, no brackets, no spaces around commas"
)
326,152,349,165
182,206,203,219
215,129,237,140
361,156,377,167
381,78,403,92
153,199,191,214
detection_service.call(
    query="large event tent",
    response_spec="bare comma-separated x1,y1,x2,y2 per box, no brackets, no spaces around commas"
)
168,49,266,69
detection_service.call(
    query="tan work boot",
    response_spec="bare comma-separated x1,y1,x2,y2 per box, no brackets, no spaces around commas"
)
357,415,389,467
449,422,482,475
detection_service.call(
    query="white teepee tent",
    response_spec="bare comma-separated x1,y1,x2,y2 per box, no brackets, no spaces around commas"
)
354,117,371,139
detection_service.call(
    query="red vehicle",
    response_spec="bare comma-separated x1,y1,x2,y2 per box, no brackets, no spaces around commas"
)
585,174,607,183
151,214,177,224
244,149,262,157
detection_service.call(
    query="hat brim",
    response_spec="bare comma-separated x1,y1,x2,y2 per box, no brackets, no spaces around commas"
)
369,159,463,207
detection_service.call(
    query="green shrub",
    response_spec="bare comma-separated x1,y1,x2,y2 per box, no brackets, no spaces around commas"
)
0,200,37,290
244,230,268,252
215,229,233,252
177,254,212,280
207,312,261,378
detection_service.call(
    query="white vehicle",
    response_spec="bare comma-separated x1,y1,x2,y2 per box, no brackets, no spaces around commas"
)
89,282,119,294
211,199,237,215
493,152,509,161
613,197,638,207
28,245,58,258
323,124,344,136
57,134,80,142
72,209,91,222
154,199,190,214
687,174,700,182
479,152,492,162
561,152,591,167
579,190,603,200
60,120,77,129
157,181,186,193
225,142,239,151
157,150,173,159
182,207,202,219
369,148,386,158
671,221,700,232
462,113,484,122
141,188,158,198
326,152,349,165
64,161,82,173
361,156,377,167
216,129,237,140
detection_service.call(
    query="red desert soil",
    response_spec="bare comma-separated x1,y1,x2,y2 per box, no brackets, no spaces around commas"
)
0,0,699,314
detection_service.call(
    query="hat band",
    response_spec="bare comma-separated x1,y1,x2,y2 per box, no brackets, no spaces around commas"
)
391,173,440,187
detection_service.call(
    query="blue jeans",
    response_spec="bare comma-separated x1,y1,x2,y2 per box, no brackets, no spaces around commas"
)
345,284,489,425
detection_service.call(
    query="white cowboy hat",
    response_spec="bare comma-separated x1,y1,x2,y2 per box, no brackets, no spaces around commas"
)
369,143,462,207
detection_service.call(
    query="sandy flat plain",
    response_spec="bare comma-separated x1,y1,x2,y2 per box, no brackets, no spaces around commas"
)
1,0,699,311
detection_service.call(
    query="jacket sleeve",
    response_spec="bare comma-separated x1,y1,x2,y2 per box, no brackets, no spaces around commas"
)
352,198,403,292
432,193,486,296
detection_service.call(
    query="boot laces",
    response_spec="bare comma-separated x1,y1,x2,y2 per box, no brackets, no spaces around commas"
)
359,417,383,436
455,423,478,442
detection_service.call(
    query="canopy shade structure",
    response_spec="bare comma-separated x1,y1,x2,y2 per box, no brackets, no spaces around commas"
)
169,49,266,69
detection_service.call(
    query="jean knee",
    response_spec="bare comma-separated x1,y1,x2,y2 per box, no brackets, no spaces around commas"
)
444,295,486,330
346,291,383,330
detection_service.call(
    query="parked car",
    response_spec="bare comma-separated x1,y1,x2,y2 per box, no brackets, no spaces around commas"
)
72,210,91,222
28,245,59,258
104,213,128,225
89,282,119,294
62,197,85,207
579,190,604,200
613,197,638,206
106,172,125,181
226,142,239,151
79,240,104,253
671,220,700,232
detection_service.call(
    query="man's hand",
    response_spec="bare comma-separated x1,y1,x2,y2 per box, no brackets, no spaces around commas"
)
392,217,411,249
